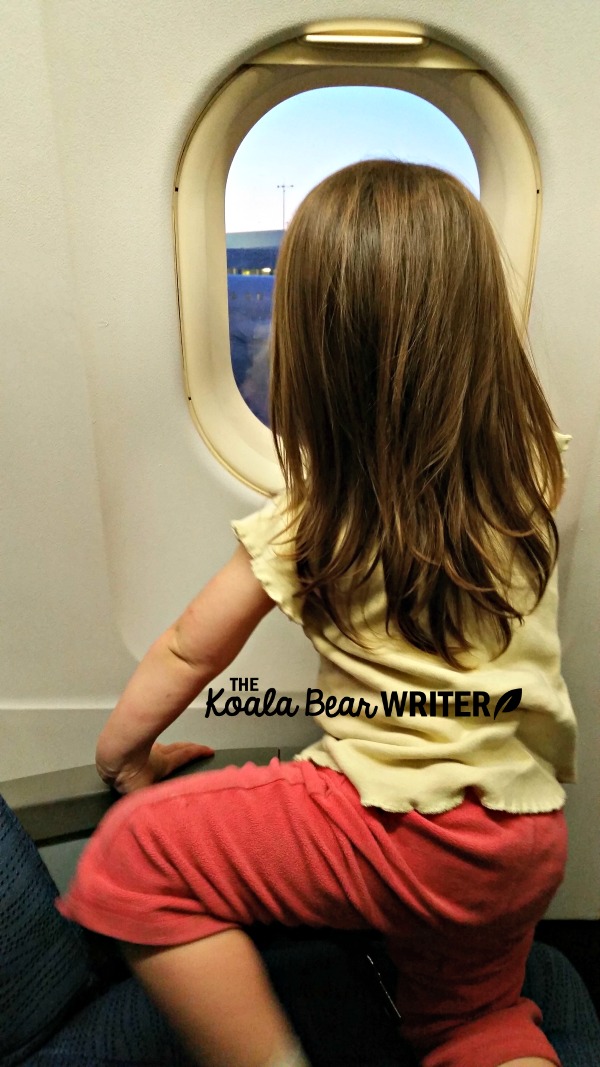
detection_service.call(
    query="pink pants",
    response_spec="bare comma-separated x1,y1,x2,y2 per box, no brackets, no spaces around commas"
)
56,757,567,1067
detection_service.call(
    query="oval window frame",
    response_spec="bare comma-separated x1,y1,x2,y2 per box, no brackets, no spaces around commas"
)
174,21,541,495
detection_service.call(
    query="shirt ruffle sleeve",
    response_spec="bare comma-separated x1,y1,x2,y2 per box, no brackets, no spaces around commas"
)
554,430,572,483
231,492,304,625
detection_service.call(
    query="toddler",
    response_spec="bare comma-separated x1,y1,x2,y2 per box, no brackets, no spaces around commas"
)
57,160,576,1067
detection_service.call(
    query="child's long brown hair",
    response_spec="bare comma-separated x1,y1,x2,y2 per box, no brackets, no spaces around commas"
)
269,160,564,669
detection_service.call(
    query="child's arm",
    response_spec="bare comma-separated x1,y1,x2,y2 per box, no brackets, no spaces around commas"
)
95,543,275,794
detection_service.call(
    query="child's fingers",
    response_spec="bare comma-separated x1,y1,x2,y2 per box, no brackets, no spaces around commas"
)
156,742,215,778
101,743,215,794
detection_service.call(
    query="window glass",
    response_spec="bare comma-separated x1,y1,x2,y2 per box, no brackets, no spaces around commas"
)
225,86,480,427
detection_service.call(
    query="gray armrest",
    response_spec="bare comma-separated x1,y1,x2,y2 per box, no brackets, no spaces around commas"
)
1,747,283,842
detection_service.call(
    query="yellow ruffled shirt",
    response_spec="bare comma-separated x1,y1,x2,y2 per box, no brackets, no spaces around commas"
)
231,433,576,815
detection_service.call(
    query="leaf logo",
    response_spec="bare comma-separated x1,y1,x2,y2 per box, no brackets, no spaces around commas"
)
493,688,522,720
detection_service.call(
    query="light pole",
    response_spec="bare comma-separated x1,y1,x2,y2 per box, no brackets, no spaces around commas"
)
277,184,294,229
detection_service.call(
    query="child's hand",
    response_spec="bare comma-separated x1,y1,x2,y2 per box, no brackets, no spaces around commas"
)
96,742,215,795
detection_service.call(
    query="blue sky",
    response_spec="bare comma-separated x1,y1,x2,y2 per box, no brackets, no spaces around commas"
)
225,86,480,233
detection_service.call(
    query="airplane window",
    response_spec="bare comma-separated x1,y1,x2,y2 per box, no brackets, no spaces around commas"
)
225,86,480,427
175,28,540,494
